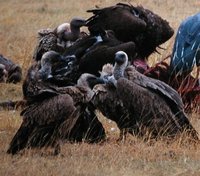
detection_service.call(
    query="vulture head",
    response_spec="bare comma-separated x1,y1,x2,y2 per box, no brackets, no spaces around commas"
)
39,51,76,82
113,51,129,80
55,23,70,39
70,18,86,29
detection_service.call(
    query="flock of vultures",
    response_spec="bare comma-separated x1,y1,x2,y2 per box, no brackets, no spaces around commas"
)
0,3,200,155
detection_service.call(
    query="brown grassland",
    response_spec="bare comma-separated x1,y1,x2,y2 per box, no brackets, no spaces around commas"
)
0,0,200,175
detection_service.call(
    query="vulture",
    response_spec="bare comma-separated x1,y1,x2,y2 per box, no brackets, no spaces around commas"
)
86,3,174,72
7,51,105,155
37,51,77,86
62,29,136,82
86,51,198,140
170,12,200,76
33,18,86,61
0,54,22,83
79,71,130,140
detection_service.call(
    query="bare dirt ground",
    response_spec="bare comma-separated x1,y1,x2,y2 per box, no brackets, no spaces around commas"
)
0,0,200,175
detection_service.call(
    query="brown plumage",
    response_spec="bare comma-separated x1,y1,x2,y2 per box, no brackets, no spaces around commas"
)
33,18,86,61
33,28,64,61
78,68,131,140
78,31,136,75
7,94,78,155
7,53,105,155
63,30,136,81
0,54,22,83
89,51,198,140
86,3,174,59
61,18,87,42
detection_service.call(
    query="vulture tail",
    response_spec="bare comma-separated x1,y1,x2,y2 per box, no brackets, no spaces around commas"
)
26,124,57,149
7,121,35,155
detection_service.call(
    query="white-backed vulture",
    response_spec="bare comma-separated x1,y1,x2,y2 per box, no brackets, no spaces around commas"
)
114,51,198,139
78,68,131,140
85,51,198,140
7,51,106,155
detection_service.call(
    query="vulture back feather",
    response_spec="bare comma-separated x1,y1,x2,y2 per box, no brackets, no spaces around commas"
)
86,3,174,58
101,51,198,139
8,51,106,154
63,30,136,82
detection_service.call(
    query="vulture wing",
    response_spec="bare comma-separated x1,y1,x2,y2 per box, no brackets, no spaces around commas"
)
125,66,184,111
79,41,135,75
86,3,174,58
86,3,147,42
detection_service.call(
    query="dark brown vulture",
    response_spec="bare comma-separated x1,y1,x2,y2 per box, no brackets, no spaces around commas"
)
86,51,198,140
61,18,87,42
37,51,77,87
114,51,198,139
0,54,22,83
7,51,105,155
86,3,174,72
62,29,136,82
33,18,86,61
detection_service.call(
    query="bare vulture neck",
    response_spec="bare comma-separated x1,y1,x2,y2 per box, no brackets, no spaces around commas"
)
70,25,81,40
113,63,126,80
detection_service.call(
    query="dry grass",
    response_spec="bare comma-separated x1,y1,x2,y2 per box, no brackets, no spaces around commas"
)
0,0,200,175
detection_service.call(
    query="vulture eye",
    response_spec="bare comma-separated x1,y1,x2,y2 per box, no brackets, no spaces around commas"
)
131,9,139,17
